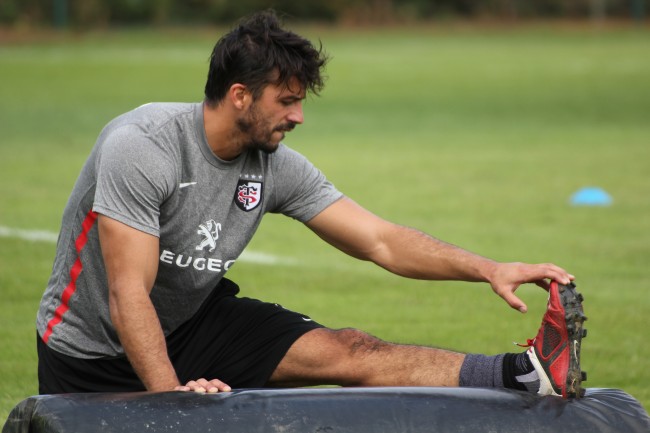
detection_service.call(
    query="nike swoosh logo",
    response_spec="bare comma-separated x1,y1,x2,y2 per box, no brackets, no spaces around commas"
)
302,317,313,322
179,182,197,189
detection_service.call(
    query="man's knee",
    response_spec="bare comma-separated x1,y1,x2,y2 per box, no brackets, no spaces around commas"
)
325,328,401,386
270,327,391,386
330,328,390,358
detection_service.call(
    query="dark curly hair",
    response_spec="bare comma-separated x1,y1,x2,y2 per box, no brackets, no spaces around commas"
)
204,10,328,105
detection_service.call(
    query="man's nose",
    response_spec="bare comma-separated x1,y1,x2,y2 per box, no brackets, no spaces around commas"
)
287,103,304,125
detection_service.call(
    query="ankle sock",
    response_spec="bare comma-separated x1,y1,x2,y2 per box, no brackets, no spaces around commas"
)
502,352,540,393
460,352,540,393
459,354,504,388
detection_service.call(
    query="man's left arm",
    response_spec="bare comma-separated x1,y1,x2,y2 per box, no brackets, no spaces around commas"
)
305,198,574,313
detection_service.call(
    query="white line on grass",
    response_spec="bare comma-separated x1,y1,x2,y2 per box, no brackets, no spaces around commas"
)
0,225,59,243
0,225,296,266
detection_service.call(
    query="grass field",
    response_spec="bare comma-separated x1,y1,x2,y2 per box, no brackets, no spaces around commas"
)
1,23,649,421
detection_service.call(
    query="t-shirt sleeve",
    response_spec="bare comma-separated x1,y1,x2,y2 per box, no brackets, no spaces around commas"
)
268,145,344,222
92,125,177,236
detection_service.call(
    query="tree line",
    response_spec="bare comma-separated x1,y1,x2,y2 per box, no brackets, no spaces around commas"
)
1,0,646,28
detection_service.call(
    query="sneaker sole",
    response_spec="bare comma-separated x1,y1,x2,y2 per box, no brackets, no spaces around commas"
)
559,282,587,398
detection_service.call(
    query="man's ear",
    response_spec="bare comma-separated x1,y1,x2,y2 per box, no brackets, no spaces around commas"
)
229,84,249,110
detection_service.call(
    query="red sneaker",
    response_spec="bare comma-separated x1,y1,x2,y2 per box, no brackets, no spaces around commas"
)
526,281,587,398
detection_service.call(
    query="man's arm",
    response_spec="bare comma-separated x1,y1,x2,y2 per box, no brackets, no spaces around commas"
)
305,198,574,313
98,215,230,392
98,215,180,391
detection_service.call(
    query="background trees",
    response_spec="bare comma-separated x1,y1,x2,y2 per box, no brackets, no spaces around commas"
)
0,0,646,28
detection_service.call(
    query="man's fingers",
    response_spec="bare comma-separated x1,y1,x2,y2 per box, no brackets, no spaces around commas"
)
174,385,190,392
537,263,574,285
493,281,528,314
504,291,528,314
185,380,206,393
531,263,576,290
176,378,231,393
206,379,232,393
491,262,575,313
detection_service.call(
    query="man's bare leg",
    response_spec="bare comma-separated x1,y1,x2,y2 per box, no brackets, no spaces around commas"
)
270,282,586,399
268,328,465,387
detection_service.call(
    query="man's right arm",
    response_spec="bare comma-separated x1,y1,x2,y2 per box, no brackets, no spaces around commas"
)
98,214,181,391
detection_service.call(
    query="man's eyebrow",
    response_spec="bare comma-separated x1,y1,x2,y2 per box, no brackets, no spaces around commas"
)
279,94,306,102
283,92,305,99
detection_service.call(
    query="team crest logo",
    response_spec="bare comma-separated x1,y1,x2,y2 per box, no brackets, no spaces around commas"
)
235,180,262,212
196,219,221,252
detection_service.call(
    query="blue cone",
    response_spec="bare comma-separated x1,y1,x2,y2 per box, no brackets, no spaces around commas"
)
570,187,613,206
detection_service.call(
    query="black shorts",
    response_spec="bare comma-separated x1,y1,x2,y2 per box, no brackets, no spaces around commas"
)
38,278,323,394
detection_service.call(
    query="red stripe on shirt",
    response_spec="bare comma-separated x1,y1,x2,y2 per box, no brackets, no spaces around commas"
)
42,210,99,343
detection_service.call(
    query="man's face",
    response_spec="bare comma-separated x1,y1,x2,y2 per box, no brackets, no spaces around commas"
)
236,78,305,154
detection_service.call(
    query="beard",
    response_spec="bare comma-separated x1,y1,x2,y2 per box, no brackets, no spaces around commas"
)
236,104,296,155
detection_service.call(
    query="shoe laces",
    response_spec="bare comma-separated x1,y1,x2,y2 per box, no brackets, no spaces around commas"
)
514,338,535,348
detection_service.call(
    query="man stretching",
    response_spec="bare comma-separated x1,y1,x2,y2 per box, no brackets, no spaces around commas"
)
37,10,586,399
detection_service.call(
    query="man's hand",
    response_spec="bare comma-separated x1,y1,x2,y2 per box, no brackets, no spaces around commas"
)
175,378,232,393
487,262,575,313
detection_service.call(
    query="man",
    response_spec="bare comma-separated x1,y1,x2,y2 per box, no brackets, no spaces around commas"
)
37,10,586,399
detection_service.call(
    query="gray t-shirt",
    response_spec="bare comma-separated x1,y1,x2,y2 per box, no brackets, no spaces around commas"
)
37,102,343,359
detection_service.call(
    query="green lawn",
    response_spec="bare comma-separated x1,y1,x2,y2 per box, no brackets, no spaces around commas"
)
1,24,648,420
